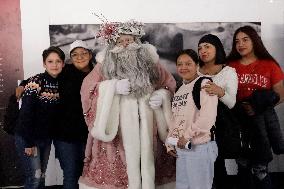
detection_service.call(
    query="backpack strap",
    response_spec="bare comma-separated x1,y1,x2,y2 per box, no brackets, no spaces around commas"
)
192,76,213,110
192,76,215,141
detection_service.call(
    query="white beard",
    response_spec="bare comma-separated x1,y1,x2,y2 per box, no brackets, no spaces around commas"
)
102,43,160,98
109,42,141,53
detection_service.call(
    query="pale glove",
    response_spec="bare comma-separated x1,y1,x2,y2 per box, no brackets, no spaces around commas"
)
116,79,130,95
149,94,163,109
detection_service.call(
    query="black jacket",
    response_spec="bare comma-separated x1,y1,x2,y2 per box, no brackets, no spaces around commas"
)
235,90,284,163
52,63,93,143
249,90,284,155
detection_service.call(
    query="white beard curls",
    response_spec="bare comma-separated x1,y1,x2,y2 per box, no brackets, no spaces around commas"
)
102,42,160,98
109,42,141,53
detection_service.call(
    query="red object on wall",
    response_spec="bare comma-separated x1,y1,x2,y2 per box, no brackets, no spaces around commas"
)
0,0,24,187
0,0,23,126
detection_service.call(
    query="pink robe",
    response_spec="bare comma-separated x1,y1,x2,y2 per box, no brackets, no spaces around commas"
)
79,63,176,189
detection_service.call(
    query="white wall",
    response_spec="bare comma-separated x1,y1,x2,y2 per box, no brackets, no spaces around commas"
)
20,0,284,185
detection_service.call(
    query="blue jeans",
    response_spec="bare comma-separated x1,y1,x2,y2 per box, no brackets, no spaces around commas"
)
176,141,218,189
53,140,86,189
15,135,51,189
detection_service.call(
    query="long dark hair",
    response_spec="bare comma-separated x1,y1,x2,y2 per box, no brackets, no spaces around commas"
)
227,25,277,63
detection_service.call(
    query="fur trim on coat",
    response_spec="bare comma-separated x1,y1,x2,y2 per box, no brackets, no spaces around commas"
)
86,81,173,189
90,79,119,142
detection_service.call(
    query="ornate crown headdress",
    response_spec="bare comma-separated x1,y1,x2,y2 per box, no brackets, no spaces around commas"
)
94,13,145,44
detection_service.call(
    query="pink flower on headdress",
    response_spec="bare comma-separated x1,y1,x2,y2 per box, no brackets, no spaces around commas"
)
104,24,116,35
96,22,120,44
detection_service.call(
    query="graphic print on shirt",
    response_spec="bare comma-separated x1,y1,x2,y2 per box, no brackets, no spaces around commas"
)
171,120,185,138
229,60,284,100
171,92,190,137
172,92,190,109
238,73,268,88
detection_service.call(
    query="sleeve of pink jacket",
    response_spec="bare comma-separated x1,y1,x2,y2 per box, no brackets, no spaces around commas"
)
184,80,218,140
80,63,104,130
155,63,176,94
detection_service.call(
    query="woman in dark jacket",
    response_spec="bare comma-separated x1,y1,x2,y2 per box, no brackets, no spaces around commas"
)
53,40,94,189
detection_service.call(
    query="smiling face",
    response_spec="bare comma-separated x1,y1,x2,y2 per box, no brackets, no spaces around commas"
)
43,52,64,78
70,47,92,72
198,42,216,64
235,31,254,58
176,54,198,81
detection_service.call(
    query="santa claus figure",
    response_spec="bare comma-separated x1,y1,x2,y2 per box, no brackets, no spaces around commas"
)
79,20,176,189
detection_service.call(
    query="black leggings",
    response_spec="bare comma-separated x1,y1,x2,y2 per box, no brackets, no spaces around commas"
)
213,157,228,189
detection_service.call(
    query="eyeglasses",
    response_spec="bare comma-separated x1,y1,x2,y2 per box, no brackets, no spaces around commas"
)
70,51,89,59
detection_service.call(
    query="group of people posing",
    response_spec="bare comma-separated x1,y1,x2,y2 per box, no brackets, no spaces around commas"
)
14,20,284,189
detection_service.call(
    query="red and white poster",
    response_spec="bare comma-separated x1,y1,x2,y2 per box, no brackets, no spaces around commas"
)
0,0,24,187
0,0,23,128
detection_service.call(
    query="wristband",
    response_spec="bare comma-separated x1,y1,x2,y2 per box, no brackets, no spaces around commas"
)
166,137,191,149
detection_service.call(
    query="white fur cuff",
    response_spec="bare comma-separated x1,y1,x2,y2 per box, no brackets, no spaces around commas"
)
90,79,120,142
152,89,172,142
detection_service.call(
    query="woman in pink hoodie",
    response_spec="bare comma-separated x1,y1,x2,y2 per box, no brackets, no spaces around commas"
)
166,49,218,189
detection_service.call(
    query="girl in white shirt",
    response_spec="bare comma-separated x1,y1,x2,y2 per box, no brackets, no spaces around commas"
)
198,34,238,189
